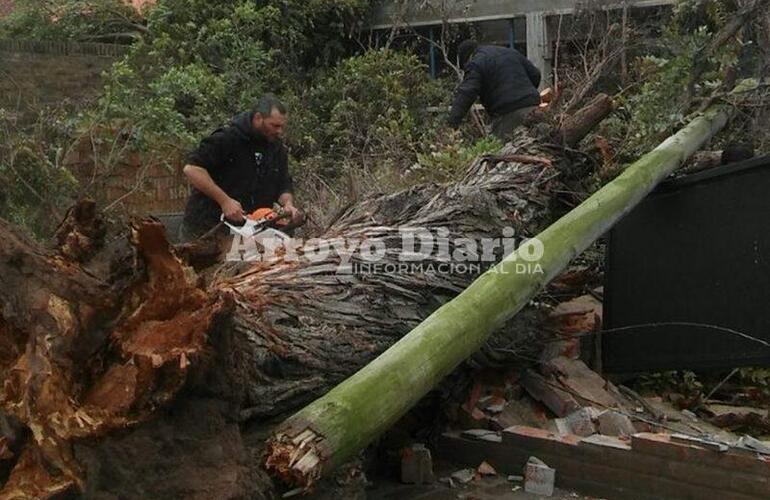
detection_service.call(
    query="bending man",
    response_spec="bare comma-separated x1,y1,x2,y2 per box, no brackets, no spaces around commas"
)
448,39,542,139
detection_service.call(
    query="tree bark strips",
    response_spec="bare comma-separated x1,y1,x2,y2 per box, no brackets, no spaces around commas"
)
0,97,626,498
264,94,744,490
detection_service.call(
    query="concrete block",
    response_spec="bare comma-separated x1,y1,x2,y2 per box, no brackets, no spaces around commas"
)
552,417,571,436
450,468,474,484
597,410,636,437
565,407,597,437
524,456,555,496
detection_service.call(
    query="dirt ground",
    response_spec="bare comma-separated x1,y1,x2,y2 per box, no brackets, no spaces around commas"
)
367,460,597,500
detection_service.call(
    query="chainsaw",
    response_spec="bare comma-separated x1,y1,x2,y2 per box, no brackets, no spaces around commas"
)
221,206,291,240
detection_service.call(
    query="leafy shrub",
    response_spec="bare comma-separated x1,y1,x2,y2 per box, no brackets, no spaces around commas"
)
0,0,143,41
301,49,449,168
0,108,80,237
413,136,502,183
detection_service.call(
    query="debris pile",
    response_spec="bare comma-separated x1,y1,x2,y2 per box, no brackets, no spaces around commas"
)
432,288,770,498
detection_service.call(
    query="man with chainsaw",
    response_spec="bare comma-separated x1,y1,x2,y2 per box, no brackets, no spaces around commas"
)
180,94,304,240
447,39,542,139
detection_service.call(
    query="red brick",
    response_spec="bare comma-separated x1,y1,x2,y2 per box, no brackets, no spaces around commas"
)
502,425,582,451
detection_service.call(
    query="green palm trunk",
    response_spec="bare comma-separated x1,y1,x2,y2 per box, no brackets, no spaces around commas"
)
265,82,756,489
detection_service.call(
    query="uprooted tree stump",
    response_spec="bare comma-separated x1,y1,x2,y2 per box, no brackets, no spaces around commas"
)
0,101,614,499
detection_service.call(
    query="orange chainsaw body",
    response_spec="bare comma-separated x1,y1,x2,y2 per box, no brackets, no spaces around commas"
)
247,207,289,227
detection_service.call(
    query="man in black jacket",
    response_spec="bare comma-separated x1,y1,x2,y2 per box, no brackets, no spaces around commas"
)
180,94,303,239
448,39,542,139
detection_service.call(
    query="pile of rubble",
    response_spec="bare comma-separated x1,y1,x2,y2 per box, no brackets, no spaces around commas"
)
397,285,770,498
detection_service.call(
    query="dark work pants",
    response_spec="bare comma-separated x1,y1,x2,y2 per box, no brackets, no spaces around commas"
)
490,106,538,140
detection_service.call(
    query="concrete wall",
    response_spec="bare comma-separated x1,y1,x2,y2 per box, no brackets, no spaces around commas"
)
370,0,675,87
369,0,675,28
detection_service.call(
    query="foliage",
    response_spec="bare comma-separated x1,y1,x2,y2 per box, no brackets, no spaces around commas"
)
0,108,81,237
85,0,376,157
637,370,703,395
599,23,723,162
2,0,470,237
298,49,449,169
0,0,143,40
592,0,768,170
412,136,502,183
287,48,462,230
739,368,770,387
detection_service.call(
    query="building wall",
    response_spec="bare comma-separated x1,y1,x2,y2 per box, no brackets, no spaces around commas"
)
369,0,675,28
0,39,126,119
0,39,189,215
371,0,675,87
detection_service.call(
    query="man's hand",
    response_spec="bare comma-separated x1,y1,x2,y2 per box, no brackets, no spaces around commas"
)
221,197,245,222
283,204,305,226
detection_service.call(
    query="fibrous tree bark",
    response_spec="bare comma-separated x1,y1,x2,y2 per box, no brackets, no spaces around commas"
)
0,99,616,498
263,87,752,490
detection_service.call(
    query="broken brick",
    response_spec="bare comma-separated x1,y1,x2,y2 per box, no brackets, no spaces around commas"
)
565,407,597,437
477,461,497,476
520,370,580,417
545,357,619,409
493,397,550,431
457,405,492,430
401,443,434,484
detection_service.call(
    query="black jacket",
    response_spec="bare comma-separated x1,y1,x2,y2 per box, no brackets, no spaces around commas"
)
448,45,541,127
182,112,293,234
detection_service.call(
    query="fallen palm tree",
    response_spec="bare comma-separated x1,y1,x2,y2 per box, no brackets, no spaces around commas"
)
0,86,750,498
264,82,756,490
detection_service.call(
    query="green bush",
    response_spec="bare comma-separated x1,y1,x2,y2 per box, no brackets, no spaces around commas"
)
0,0,494,238
303,49,449,166
0,0,143,40
87,0,376,157
597,0,755,167
413,136,502,183
0,108,80,237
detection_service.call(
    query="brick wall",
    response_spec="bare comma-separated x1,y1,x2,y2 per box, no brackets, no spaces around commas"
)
0,0,14,18
1,39,190,215
440,427,770,499
65,142,190,216
0,39,128,119
101,158,190,215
